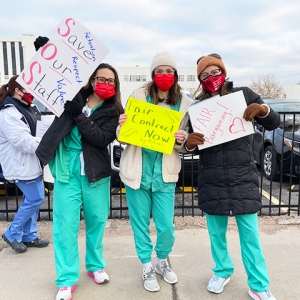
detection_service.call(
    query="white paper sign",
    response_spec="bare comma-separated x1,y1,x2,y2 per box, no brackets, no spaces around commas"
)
188,90,254,150
17,17,110,116
36,120,52,138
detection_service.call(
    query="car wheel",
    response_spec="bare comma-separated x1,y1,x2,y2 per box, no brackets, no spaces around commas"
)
262,145,280,181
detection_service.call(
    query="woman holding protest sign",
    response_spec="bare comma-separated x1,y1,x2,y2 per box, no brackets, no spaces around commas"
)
185,53,279,300
36,57,124,299
117,51,193,292
0,75,49,253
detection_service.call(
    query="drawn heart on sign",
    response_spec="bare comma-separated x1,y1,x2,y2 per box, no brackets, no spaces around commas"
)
229,117,246,134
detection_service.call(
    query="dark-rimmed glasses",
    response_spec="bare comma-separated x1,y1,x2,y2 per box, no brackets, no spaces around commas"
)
94,76,115,85
199,68,222,81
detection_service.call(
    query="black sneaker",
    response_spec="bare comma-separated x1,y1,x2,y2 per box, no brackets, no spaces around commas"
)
23,238,49,248
2,234,27,253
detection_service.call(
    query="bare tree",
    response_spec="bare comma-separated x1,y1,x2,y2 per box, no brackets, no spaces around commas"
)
250,74,284,98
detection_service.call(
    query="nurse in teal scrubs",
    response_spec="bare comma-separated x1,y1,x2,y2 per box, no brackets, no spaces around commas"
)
36,63,124,300
117,51,193,292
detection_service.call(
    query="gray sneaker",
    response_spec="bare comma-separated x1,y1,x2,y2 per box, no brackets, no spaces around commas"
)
155,261,178,284
248,289,277,300
207,275,230,293
143,267,160,292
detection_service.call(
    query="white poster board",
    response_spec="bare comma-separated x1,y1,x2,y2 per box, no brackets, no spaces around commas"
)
17,17,109,117
188,90,254,150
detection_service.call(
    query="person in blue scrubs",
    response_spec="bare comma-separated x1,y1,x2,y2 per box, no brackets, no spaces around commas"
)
0,75,49,253
117,51,193,292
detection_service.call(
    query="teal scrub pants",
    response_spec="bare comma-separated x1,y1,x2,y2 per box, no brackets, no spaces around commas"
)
206,213,270,292
53,152,110,288
125,185,175,264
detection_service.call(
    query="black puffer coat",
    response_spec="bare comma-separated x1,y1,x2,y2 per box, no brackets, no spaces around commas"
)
195,86,280,215
36,86,120,183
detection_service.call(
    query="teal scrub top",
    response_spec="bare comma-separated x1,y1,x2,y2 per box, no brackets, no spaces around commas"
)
140,96,181,192
49,102,109,186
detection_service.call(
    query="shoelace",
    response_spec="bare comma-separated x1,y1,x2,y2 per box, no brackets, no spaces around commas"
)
160,261,173,275
211,275,222,282
264,290,272,298
143,267,156,281
59,287,69,292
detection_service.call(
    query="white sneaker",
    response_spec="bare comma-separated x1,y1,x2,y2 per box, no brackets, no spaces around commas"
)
207,275,230,293
155,261,178,284
249,289,277,300
143,267,160,292
55,285,76,300
87,270,109,284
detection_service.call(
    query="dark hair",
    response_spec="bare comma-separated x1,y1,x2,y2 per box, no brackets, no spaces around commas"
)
194,53,230,101
83,63,124,114
144,71,181,105
0,75,24,104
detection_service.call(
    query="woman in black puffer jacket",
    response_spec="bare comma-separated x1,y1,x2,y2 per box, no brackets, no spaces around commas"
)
185,54,279,300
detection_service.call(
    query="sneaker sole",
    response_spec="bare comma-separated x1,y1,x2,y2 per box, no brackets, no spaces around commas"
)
87,272,109,284
207,277,230,294
155,267,178,284
248,289,268,300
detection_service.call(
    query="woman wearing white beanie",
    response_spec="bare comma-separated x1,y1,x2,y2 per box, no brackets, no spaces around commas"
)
117,51,192,292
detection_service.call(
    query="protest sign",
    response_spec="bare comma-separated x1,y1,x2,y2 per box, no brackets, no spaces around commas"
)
118,98,183,155
188,90,254,150
17,17,109,116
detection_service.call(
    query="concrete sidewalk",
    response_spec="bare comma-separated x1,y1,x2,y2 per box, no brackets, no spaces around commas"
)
0,217,299,300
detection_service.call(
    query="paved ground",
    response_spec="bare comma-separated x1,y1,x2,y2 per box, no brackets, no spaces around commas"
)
0,215,300,300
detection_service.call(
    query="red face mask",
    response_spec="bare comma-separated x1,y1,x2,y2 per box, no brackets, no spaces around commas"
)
21,92,34,105
94,82,116,100
154,74,175,92
201,74,225,93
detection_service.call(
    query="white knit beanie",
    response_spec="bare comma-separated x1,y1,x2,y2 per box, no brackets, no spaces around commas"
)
150,51,177,75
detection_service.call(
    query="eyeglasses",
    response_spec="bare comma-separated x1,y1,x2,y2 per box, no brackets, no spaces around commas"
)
154,68,175,77
94,76,115,85
199,68,222,81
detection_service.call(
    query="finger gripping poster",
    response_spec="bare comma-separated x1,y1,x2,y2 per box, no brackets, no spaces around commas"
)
118,98,183,155
188,91,254,150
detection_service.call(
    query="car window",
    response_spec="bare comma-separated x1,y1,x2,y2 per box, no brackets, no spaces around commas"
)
268,102,300,132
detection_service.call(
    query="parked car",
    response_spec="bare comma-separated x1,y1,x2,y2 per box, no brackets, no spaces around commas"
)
251,98,300,180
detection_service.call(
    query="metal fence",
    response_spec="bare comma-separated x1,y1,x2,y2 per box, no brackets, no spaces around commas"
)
1,111,300,221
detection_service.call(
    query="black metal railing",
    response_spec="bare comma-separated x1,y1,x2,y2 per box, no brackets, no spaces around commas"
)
1,111,300,221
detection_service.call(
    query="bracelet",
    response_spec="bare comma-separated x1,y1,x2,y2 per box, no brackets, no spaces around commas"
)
184,143,196,152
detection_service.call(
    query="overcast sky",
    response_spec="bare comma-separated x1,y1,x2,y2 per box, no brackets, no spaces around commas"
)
2,0,300,87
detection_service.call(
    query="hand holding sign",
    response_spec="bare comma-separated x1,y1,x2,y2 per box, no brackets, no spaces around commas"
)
186,133,205,150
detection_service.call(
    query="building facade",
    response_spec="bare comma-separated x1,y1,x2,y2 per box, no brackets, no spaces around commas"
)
0,34,298,104
0,34,37,84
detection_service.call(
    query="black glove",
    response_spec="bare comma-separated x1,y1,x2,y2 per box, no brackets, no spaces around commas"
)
34,36,49,51
64,101,82,117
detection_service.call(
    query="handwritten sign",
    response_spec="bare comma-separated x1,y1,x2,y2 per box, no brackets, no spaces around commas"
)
118,98,183,155
188,90,254,150
16,17,109,116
